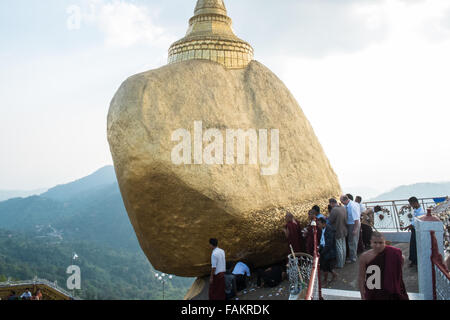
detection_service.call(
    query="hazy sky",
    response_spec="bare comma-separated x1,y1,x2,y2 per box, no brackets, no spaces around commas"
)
1,0,450,197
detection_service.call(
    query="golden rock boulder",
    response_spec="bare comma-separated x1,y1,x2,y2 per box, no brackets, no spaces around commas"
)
107,59,341,277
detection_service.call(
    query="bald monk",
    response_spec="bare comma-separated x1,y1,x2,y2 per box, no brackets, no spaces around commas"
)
284,212,303,253
358,232,409,300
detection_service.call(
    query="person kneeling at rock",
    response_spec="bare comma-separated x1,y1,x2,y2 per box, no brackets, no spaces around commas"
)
231,261,251,292
256,264,286,288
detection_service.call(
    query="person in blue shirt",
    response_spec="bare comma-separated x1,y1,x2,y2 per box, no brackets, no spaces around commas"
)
340,195,361,263
400,197,425,267
232,261,251,292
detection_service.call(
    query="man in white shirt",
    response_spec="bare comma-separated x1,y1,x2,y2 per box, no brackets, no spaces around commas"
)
401,197,425,267
209,238,226,300
340,195,361,263
232,261,251,291
355,196,366,213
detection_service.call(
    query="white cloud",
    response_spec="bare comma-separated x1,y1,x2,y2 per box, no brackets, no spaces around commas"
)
266,0,450,192
96,1,173,48
71,0,175,48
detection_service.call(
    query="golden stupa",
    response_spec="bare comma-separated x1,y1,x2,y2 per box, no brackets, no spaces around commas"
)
168,0,254,69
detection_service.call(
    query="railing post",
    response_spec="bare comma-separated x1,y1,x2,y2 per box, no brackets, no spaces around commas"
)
312,217,323,300
430,230,450,300
415,210,444,300
391,201,399,232
430,231,438,300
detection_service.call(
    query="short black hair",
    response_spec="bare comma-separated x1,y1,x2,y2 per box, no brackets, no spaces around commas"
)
209,238,218,247
371,231,385,240
312,205,321,214
318,217,327,225
329,198,338,204
355,196,362,203
408,197,419,204
374,205,382,213
346,194,354,201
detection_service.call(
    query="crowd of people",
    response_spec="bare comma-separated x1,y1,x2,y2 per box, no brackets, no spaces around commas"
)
208,194,426,301
284,194,371,285
4,288,42,300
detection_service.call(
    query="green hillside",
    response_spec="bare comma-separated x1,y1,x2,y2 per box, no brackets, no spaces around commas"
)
0,229,193,300
0,166,194,300
0,178,138,250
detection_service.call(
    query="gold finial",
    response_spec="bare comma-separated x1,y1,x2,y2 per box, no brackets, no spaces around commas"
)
168,0,254,69
194,0,227,16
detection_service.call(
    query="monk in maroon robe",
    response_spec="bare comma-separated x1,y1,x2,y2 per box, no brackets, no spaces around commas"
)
358,232,409,300
284,213,304,253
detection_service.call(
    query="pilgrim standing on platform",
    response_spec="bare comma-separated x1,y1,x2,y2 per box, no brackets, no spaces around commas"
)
360,205,379,249
358,232,409,300
209,238,226,300
328,198,348,268
400,197,425,267
303,210,322,256
317,217,338,284
311,205,326,220
340,195,361,263
355,196,367,253
284,212,304,253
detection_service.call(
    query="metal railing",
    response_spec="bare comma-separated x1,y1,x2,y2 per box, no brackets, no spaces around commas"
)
305,219,323,300
0,277,76,299
287,252,313,298
364,197,447,232
430,231,450,300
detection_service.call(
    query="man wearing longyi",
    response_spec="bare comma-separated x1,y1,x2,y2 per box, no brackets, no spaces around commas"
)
209,238,226,300
358,232,409,300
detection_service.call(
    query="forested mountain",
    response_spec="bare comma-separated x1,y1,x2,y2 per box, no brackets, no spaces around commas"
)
0,174,137,250
0,166,194,300
0,229,193,300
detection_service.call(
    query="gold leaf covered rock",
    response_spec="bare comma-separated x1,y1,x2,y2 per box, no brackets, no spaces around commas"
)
107,1,341,277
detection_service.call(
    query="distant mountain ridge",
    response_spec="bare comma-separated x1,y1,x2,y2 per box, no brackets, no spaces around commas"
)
0,165,137,250
369,182,450,201
0,188,48,202
42,166,117,201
